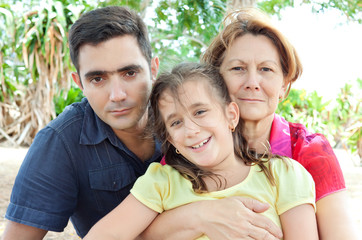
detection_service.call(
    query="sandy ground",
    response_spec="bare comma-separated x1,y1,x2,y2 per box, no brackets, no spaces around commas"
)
0,147,361,239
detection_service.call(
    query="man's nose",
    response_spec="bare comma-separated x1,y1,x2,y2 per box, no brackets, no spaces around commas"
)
109,78,127,102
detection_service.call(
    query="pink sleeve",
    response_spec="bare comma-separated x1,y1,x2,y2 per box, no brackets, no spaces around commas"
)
160,156,166,165
290,123,346,201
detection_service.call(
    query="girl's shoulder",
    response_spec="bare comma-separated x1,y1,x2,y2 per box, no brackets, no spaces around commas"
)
145,162,186,182
267,157,312,179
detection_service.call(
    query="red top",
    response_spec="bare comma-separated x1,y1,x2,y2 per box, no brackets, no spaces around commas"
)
270,114,346,201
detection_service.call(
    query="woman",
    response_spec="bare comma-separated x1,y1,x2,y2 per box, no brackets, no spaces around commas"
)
201,8,357,239
141,8,357,240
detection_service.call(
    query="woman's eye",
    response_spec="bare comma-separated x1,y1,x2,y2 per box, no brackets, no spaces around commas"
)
261,67,272,72
231,66,244,71
125,70,137,77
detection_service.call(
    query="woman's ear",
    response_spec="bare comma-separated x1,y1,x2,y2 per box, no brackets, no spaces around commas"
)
226,102,239,130
279,79,290,100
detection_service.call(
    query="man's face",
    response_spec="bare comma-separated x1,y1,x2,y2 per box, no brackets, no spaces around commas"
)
72,35,158,135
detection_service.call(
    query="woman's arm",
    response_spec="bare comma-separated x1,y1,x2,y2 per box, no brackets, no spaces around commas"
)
316,191,359,240
84,194,158,240
280,203,318,240
139,196,283,240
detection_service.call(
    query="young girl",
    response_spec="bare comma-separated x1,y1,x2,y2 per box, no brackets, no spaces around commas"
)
84,63,318,240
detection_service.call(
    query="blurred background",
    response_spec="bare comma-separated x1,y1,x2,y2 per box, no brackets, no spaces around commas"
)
0,0,360,159
0,0,361,238
0,0,361,158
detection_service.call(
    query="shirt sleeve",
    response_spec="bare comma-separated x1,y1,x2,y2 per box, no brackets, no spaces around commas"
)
290,123,346,201
130,163,170,213
273,159,316,215
5,127,78,232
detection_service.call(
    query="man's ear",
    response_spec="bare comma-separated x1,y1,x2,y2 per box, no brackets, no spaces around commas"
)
226,102,240,130
150,56,160,84
71,72,83,90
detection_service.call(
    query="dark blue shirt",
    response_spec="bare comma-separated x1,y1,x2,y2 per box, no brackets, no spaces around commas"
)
5,98,162,237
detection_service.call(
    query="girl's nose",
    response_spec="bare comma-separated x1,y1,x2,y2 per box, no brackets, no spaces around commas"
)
184,118,200,137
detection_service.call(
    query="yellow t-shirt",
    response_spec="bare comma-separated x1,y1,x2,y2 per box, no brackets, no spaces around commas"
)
131,158,315,239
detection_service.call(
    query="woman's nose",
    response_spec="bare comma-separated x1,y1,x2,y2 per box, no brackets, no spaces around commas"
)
244,70,260,91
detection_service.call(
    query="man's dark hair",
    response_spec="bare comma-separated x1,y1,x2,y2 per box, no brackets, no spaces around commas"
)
69,6,152,73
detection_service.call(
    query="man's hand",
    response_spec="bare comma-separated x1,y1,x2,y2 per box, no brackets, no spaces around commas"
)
198,197,283,239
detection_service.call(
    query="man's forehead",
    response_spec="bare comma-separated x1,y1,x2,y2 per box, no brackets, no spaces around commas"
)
77,36,149,75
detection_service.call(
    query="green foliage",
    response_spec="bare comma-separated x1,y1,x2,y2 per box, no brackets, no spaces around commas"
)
150,0,226,72
54,86,83,116
258,0,362,23
1,0,361,152
308,0,362,24
277,79,362,155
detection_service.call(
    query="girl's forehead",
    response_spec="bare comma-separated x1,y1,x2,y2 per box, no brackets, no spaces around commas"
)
162,78,213,103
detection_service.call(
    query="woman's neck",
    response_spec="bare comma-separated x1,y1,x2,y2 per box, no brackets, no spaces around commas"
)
243,114,274,154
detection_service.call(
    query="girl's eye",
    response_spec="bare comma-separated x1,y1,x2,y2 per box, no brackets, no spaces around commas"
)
195,110,206,116
170,120,181,127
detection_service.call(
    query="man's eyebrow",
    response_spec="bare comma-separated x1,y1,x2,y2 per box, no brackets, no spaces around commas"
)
117,64,143,73
84,64,143,79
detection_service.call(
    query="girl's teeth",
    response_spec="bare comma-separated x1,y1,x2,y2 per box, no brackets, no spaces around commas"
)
192,139,209,149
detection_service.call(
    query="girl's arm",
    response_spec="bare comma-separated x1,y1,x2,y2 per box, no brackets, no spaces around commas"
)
84,194,158,240
280,203,318,240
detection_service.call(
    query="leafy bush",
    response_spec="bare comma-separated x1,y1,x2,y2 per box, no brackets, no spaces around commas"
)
277,79,362,157
54,86,83,116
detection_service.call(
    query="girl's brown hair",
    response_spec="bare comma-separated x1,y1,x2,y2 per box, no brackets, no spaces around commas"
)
202,7,303,98
150,63,279,193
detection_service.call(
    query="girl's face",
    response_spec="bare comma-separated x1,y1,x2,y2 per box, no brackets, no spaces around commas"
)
158,78,238,170
220,34,286,124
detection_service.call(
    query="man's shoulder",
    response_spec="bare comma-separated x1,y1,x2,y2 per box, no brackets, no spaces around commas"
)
47,98,88,131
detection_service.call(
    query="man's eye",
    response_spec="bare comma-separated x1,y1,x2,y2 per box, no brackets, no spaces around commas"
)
125,71,137,77
91,77,103,83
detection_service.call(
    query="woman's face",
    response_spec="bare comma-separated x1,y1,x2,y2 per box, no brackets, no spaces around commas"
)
220,33,286,123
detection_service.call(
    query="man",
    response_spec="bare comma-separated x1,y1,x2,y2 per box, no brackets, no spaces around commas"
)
3,6,161,239
2,6,282,240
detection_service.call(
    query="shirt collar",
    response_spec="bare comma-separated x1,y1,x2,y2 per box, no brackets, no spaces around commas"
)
269,113,292,158
78,99,162,162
